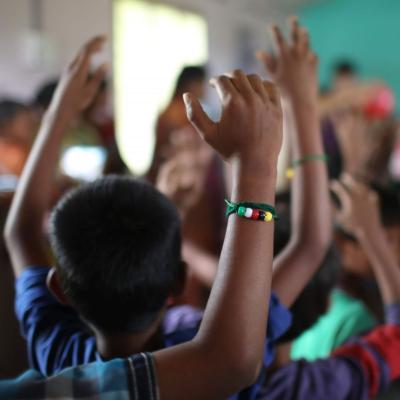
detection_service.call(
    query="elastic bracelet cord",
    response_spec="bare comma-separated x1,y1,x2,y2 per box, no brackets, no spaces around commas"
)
286,154,329,179
225,199,278,222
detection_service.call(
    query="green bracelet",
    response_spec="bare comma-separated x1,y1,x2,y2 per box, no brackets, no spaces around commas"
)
287,154,329,178
225,199,278,222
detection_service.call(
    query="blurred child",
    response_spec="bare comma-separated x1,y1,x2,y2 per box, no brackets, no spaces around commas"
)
0,100,34,176
260,178,400,399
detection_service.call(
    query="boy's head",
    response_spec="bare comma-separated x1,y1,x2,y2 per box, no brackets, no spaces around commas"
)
332,60,357,91
174,66,207,99
48,176,183,334
0,99,34,144
335,184,400,276
33,80,58,115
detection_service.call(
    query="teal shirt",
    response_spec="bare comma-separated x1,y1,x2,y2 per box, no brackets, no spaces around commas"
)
291,288,376,361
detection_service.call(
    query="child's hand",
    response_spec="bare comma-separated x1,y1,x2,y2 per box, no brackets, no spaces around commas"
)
183,71,282,174
257,17,318,103
49,36,107,121
331,174,381,238
156,151,206,215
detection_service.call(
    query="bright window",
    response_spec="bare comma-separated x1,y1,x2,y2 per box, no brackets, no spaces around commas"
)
113,0,208,175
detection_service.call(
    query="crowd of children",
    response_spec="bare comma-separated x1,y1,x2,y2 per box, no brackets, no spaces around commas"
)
0,15,400,400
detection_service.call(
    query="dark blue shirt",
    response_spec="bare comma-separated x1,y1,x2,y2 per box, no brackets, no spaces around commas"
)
15,267,292,399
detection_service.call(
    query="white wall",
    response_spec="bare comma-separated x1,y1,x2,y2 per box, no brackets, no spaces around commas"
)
0,0,113,101
0,0,295,102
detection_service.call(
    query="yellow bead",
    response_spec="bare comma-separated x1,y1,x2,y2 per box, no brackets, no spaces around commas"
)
265,212,273,222
286,168,294,179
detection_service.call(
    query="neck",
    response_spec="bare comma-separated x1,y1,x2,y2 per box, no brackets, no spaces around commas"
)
94,313,165,359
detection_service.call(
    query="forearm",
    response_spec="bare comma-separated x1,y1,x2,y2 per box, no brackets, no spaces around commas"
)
273,98,331,307
357,228,400,305
5,109,70,274
156,166,277,399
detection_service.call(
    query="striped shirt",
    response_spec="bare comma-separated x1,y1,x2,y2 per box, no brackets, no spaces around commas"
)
0,353,158,399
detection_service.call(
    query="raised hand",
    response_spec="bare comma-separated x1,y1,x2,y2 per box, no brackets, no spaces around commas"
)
257,17,318,103
50,36,107,121
183,70,282,174
331,174,381,238
156,150,207,215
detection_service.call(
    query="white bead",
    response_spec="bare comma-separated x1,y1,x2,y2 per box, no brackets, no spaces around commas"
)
245,208,253,218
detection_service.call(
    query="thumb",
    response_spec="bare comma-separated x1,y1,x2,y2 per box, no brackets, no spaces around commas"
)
183,93,216,144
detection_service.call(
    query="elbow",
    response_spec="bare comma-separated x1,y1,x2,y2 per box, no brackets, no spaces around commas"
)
294,228,332,260
3,217,15,250
224,346,264,389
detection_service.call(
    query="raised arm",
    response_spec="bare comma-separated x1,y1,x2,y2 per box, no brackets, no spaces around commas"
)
154,72,283,399
332,176,400,305
257,18,331,307
4,37,107,276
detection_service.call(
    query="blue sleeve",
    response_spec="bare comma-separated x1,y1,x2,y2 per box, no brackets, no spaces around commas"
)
229,292,292,400
15,267,98,376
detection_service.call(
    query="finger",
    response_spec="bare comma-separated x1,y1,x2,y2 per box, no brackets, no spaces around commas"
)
183,93,216,144
331,180,351,213
298,27,310,54
81,63,108,110
308,52,318,67
263,81,280,105
270,25,288,57
256,51,277,76
73,35,107,76
247,74,268,102
289,16,300,49
225,69,253,97
210,75,238,103
341,173,365,194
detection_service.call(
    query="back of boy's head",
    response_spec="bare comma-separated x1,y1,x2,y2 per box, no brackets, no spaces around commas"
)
0,99,27,129
274,192,340,342
174,66,206,96
33,80,58,111
50,175,182,333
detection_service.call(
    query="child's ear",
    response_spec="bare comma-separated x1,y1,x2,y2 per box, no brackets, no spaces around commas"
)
46,268,70,306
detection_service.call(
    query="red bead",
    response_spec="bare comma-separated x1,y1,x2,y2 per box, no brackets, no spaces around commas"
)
251,209,259,220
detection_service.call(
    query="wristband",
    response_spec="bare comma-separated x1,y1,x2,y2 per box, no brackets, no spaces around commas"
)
225,199,278,222
286,154,329,178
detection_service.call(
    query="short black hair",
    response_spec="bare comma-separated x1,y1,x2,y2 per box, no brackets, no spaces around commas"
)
174,66,206,95
278,246,341,342
333,60,357,76
33,80,58,110
0,99,27,127
273,194,340,342
50,176,182,333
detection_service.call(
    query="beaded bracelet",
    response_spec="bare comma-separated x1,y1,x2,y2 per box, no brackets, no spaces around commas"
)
286,154,329,179
225,199,278,222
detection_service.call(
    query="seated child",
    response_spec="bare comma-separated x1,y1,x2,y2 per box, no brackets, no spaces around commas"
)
260,178,400,399
5,36,288,399
291,184,400,361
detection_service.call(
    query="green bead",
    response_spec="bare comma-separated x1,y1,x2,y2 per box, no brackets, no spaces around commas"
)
238,206,246,217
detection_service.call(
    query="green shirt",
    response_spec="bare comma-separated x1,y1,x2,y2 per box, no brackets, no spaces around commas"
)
291,288,376,361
